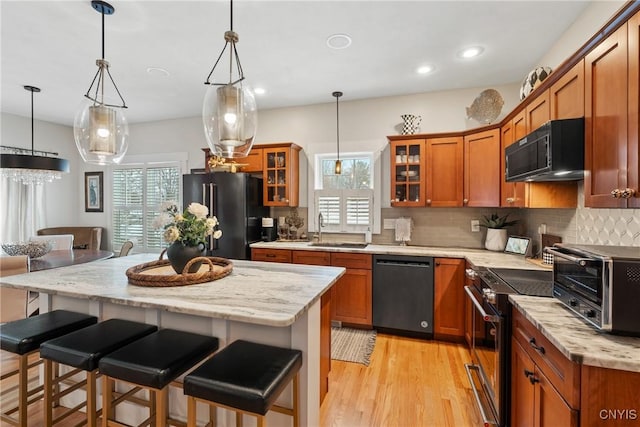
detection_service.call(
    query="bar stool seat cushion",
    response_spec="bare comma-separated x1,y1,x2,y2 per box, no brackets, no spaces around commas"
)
40,319,158,371
183,340,303,415
99,329,219,390
0,310,97,355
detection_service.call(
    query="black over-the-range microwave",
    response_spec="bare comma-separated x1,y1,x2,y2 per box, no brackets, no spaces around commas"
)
505,117,585,182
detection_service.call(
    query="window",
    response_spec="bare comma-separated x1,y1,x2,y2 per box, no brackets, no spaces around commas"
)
314,153,374,233
111,155,185,252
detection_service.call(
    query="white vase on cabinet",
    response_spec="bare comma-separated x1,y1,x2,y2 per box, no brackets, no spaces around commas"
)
485,228,508,251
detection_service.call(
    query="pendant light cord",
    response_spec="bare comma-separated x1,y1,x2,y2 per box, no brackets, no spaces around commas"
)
335,95,340,161
101,10,105,60
230,0,233,32
30,89,34,155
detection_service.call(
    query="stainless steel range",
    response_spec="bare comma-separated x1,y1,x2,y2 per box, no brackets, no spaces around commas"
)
465,267,553,427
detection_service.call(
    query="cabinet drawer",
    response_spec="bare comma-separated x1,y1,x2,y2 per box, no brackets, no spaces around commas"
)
292,250,330,266
251,248,292,263
330,252,372,270
239,148,263,172
512,309,581,409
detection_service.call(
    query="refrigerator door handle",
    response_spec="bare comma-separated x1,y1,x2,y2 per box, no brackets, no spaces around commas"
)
208,183,217,252
202,183,206,205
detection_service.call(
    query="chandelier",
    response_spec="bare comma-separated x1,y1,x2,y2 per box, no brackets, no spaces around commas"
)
0,86,70,185
333,91,343,174
74,0,129,165
202,0,257,159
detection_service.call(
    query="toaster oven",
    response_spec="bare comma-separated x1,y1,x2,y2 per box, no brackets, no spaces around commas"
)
546,244,640,336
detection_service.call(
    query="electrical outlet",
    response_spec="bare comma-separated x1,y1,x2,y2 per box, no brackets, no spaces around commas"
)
538,223,547,234
383,218,396,230
471,220,480,232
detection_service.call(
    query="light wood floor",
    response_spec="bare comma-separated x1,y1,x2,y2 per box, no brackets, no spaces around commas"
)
320,333,482,427
1,334,481,427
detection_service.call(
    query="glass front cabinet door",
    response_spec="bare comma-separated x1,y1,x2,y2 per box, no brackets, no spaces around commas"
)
263,143,301,207
390,139,426,207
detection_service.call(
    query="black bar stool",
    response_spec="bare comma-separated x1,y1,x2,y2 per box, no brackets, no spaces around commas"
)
39,318,158,427
98,328,219,426
0,310,97,427
183,340,302,427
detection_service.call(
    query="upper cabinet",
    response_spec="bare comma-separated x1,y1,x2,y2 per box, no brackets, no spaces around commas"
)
584,21,638,207
464,129,501,207
426,137,464,207
629,11,640,208
263,143,301,207
390,139,425,206
550,59,585,120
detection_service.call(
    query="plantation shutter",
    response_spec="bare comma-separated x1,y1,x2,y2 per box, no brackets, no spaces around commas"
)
315,189,372,232
345,190,372,226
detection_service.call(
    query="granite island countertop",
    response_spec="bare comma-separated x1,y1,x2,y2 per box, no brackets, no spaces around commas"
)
0,253,345,327
251,241,548,270
509,295,640,373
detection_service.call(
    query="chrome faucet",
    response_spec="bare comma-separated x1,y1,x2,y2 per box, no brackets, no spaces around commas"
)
317,212,324,243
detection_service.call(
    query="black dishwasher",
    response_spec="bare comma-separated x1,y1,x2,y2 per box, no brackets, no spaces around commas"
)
372,254,434,337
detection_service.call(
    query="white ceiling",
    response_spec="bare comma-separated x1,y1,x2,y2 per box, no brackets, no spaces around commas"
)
1,1,592,127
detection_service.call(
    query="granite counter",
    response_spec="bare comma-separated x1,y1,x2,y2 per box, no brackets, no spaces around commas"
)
250,241,547,270
509,295,640,373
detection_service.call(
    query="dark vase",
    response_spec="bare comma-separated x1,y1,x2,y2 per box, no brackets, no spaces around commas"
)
166,241,206,274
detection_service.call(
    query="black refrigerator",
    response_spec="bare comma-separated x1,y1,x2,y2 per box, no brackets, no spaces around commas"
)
182,172,268,260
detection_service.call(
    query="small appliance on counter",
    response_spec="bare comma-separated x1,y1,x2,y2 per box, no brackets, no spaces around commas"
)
261,217,277,242
546,243,640,336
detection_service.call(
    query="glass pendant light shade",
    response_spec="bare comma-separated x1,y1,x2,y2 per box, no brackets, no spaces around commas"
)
203,83,257,158
74,98,129,165
334,159,342,175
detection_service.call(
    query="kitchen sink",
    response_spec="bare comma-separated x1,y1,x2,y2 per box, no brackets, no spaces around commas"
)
309,242,369,249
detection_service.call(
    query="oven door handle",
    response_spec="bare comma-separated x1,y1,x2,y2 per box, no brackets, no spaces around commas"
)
544,248,590,266
464,286,501,323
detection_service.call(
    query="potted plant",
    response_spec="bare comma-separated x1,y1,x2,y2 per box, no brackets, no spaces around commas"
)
480,213,519,252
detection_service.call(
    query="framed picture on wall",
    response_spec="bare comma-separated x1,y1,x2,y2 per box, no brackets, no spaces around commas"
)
85,172,104,212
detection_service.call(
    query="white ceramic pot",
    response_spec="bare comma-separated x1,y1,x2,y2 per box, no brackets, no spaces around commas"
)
485,228,508,252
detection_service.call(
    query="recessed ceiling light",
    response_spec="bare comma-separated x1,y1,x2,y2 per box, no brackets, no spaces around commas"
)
146,67,170,77
326,34,352,50
254,87,266,95
458,46,484,59
417,65,434,74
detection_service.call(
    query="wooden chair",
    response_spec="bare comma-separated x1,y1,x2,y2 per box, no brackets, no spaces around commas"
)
30,234,74,251
0,255,31,323
118,240,134,257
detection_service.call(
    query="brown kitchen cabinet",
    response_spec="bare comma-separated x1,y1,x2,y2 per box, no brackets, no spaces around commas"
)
550,59,585,120
238,147,263,173
511,309,580,427
526,89,550,131
581,365,640,426
250,248,292,263
262,143,301,207
464,128,501,207
584,22,635,207
628,11,640,208
425,137,464,207
389,139,426,206
433,258,465,340
330,252,372,327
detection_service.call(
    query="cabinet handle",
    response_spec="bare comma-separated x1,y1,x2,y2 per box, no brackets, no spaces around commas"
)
463,198,469,204
528,375,540,385
435,261,440,266
506,197,514,204
529,338,545,354
524,369,534,378
266,254,276,258
426,199,432,205
611,189,621,198
621,188,636,199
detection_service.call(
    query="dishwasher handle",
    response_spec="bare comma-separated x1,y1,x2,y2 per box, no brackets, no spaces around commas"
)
375,259,432,268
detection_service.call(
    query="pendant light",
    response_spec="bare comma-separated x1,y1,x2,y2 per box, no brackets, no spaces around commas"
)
333,91,343,175
0,86,70,185
203,0,257,159
73,0,129,165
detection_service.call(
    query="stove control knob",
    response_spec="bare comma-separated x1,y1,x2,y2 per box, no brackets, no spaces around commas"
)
569,298,578,307
584,309,596,318
483,288,496,304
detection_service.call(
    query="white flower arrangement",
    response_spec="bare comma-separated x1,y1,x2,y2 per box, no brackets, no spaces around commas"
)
152,201,222,246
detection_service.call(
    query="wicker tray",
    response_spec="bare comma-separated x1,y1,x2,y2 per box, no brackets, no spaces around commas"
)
126,255,233,287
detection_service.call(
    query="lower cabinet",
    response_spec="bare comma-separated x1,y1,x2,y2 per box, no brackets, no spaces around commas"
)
330,253,373,327
434,258,465,339
511,309,579,427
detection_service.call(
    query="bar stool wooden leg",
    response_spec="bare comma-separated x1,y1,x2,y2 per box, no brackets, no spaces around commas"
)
87,370,98,427
236,411,243,427
209,403,216,427
187,396,197,427
18,354,28,427
292,372,299,427
256,415,265,427
101,376,111,427
155,387,168,427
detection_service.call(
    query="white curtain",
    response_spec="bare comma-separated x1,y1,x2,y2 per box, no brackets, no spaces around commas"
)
0,177,46,243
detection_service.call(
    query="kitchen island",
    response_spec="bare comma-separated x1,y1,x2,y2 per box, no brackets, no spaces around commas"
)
0,253,345,426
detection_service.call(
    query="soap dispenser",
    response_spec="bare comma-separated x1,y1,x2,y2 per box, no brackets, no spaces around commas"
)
365,227,372,244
